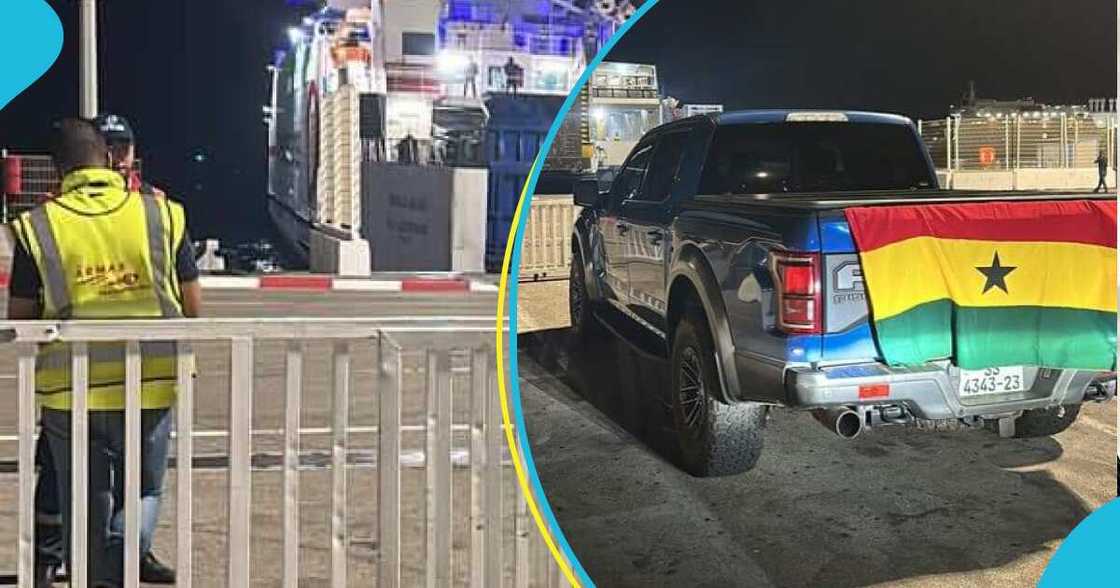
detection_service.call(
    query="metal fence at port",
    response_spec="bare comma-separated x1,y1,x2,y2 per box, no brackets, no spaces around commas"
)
519,196,579,282
1,152,149,223
0,317,565,587
1,153,56,222
918,115,1118,171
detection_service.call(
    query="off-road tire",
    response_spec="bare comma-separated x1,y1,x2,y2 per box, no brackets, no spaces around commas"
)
1011,404,1082,438
670,307,767,477
569,247,603,340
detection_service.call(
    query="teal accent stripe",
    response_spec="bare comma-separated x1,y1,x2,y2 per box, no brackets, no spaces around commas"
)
508,3,661,587
875,300,1117,370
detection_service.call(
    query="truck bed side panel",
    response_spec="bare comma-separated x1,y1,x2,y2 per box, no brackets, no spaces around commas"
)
674,203,823,367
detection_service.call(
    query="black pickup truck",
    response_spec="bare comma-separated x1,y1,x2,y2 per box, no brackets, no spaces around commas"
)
569,110,1116,476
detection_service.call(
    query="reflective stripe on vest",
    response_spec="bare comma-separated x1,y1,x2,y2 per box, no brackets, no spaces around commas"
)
142,193,182,318
25,208,73,319
15,168,187,410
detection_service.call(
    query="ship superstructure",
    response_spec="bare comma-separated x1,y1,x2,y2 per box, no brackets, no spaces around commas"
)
542,60,662,177
266,0,628,272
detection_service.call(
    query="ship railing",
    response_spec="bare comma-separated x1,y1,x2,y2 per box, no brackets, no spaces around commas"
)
442,26,582,58
0,317,565,587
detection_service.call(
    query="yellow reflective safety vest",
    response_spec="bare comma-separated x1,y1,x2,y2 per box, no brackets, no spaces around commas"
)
11,168,187,410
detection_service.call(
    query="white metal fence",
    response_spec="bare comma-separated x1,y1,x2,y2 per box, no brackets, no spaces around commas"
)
519,196,579,282
1,317,565,587
918,115,1118,171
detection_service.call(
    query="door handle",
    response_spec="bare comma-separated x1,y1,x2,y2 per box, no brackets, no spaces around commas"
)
617,223,630,234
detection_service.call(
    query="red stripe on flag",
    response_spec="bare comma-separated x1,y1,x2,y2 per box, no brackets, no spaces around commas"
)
401,279,469,293
259,275,333,290
846,199,1117,252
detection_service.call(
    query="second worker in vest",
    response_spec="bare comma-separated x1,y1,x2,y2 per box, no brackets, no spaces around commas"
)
9,119,202,588
94,113,168,198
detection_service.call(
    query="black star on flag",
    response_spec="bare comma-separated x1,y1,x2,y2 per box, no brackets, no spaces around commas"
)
976,251,1017,294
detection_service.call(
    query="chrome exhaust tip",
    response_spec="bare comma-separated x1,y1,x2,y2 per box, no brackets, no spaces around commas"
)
813,407,864,439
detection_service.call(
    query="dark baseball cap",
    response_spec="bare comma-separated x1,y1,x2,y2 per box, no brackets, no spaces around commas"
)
93,113,135,146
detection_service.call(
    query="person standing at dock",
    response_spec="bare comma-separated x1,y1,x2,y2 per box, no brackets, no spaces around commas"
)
1094,150,1110,193
503,56,524,95
9,118,201,587
465,58,480,97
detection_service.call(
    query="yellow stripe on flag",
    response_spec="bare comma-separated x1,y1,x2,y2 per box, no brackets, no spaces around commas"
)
860,236,1117,320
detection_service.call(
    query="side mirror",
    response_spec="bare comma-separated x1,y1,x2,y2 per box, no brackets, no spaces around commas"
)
574,178,603,208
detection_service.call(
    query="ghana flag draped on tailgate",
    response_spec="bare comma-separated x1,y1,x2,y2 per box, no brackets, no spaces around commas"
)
845,200,1117,370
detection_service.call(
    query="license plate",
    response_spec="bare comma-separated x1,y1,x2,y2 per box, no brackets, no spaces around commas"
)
957,366,1026,397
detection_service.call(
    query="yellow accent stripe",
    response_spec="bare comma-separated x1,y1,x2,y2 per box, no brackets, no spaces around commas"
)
861,236,1117,320
497,156,581,587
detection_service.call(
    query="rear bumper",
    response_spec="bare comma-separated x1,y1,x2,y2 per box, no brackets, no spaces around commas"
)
785,362,1109,420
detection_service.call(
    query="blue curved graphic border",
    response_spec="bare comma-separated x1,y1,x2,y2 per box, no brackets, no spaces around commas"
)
0,0,62,110
506,1,660,586
1039,497,1118,586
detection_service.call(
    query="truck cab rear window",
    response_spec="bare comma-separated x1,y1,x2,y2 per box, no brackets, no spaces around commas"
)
698,123,936,195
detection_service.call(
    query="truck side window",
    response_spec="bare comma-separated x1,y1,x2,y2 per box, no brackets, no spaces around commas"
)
635,131,689,202
610,144,654,204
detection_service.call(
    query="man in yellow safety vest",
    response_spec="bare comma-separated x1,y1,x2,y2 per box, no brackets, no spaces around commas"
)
8,118,201,588
30,113,184,586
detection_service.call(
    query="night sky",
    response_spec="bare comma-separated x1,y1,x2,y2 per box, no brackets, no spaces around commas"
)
0,0,310,243
611,0,1116,119
0,0,1114,243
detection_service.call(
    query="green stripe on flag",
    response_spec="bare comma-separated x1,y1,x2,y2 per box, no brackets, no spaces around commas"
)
872,299,953,366
874,301,1117,370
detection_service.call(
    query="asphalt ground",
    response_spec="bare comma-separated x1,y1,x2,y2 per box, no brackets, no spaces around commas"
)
0,286,536,587
517,278,1117,588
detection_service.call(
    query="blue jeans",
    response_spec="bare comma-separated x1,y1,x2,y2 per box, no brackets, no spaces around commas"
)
34,435,66,567
41,408,171,586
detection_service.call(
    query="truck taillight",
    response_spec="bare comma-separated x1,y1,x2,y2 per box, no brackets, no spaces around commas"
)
771,251,822,334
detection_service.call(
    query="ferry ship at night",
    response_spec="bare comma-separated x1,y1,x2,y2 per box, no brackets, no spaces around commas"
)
266,0,630,271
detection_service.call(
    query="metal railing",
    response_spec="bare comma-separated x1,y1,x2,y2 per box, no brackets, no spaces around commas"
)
1,152,145,223
1,317,564,587
519,196,579,282
918,114,1118,171
2,154,55,222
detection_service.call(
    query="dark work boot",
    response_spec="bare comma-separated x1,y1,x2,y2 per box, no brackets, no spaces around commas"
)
34,514,64,588
33,561,59,588
139,553,176,584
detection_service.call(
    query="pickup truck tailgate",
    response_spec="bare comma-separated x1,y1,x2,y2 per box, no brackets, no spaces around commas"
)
818,209,880,361
814,192,1115,365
